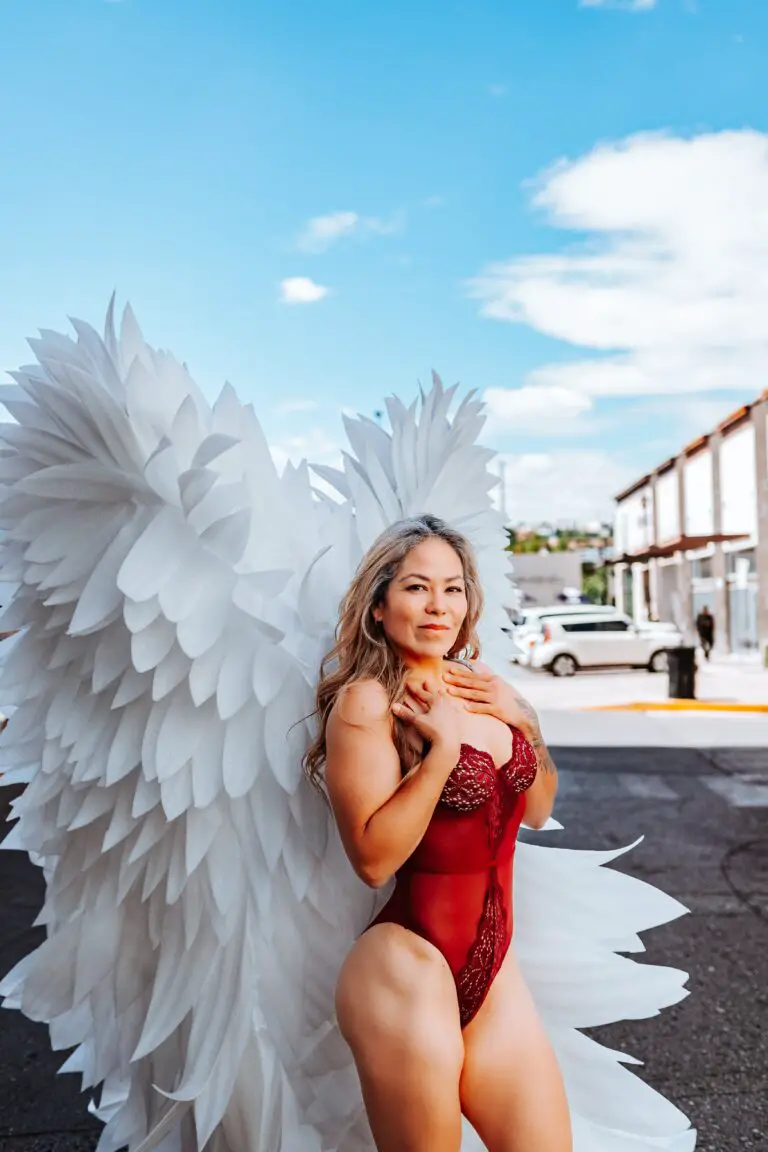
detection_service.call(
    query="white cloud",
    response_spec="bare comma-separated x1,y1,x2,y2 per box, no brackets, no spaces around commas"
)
297,211,359,253
278,277,329,305
482,386,745,449
497,451,636,523
470,130,768,400
365,212,405,237
482,384,595,435
524,347,768,398
579,0,656,10
296,210,404,253
624,395,744,443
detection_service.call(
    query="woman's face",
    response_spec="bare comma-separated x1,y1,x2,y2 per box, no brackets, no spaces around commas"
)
373,537,468,660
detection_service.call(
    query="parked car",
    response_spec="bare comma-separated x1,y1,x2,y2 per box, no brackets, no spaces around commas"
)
509,604,618,664
525,611,683,676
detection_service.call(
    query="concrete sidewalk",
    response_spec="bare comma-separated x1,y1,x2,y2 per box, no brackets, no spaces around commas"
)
506,656,768,748
511,655,768,713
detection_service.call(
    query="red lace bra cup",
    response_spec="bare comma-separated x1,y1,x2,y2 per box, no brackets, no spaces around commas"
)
370,728,538,1027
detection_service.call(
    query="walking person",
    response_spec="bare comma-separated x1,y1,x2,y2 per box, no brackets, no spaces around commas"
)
696,605,715,660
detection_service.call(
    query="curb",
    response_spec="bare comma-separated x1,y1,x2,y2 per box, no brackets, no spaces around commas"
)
585,701,768,714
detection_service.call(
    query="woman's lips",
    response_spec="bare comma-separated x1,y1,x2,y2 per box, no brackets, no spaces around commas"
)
420,624,449,631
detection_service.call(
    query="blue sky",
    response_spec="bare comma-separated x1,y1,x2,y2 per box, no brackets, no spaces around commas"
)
2,0,767,522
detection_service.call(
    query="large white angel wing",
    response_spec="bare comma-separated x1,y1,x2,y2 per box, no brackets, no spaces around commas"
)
0,300,377,1152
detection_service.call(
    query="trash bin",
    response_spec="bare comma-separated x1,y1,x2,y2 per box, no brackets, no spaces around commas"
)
667,646,696,699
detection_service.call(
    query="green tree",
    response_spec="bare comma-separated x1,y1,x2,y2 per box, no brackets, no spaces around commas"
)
582,567,609,605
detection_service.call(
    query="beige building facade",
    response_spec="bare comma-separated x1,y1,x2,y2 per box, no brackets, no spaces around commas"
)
612,393,768,657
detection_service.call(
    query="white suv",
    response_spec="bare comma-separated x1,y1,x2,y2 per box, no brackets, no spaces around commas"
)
510,604,618,664
527,612,683,677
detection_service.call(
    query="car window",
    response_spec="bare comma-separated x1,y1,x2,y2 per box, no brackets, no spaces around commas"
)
538,606,613,619
561,621,600,633
596,620,629,632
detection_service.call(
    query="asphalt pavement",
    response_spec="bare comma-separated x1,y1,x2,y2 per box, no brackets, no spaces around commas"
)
544,744,768,1152
1,744,767,1152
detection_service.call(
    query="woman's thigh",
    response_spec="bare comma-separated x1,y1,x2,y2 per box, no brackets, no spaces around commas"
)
459,945,572,1152
336,922,460,1037
335,923,466,1152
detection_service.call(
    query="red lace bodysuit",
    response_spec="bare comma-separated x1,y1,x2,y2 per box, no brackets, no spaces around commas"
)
369,728,538,1028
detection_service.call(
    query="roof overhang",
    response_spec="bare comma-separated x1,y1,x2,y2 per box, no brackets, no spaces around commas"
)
607,532,750,565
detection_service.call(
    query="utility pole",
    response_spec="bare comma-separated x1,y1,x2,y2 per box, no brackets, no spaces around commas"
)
498,459,508,523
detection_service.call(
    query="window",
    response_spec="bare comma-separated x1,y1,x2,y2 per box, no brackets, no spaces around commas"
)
622,568,634,618
562,618,630,633
690,556,713,579
726,549,756,575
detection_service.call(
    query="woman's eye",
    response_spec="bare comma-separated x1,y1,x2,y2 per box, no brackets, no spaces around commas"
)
405,583,464,593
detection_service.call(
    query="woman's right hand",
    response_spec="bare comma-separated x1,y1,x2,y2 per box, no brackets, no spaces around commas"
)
391,679,464,755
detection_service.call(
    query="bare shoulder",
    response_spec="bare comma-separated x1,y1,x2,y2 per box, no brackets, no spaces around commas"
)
328,677,391,733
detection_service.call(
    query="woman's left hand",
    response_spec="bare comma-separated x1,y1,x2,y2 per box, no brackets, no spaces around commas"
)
443,663,540,738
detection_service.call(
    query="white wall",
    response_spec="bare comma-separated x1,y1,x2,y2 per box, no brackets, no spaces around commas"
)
632,566,649,623
684,450,714,537
655,561,679,625
655,470,680,544
720,424,757,537
614,485,654,554
511,551,583,607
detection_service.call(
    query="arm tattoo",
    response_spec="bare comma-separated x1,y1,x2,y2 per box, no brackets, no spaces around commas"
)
512,687,556,775
527,726,557,776
517,694,539,732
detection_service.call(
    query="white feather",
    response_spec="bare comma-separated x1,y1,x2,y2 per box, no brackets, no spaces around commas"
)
0,302,695,1152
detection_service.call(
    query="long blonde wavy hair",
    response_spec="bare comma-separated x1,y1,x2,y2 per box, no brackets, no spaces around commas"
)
303,514,484,790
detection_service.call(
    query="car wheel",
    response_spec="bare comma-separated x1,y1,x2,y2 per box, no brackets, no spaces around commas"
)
648,650,669,673
551,653,577,677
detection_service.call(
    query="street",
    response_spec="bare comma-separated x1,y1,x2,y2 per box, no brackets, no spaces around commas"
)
1,742,767,1152
543,744,768,1152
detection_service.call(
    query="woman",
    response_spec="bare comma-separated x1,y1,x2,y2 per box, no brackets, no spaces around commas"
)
0,308,694,1152
304,513,571,1152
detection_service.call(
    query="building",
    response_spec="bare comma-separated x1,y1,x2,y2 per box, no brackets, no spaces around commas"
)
612,393,768,656
509,550,585,610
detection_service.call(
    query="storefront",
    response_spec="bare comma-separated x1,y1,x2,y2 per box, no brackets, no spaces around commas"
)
612,532,750,639
613,394,768,657
725,547,759,653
